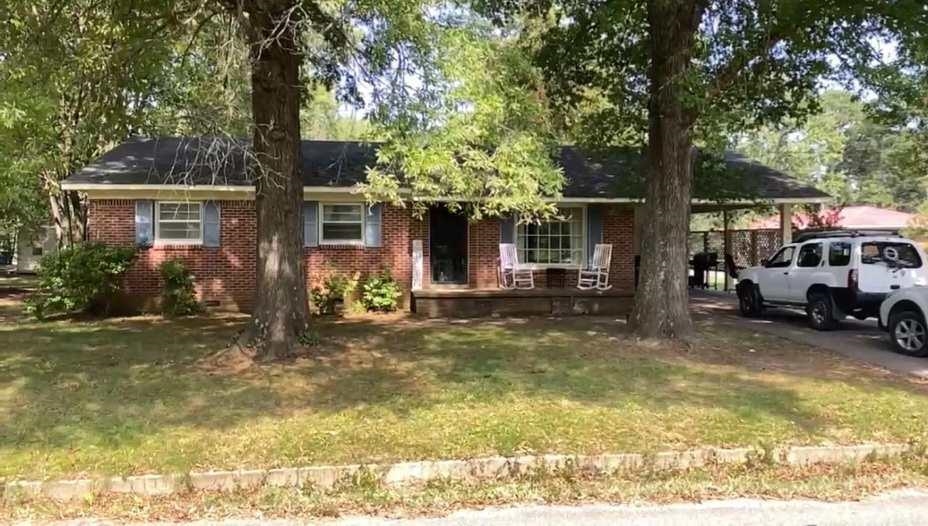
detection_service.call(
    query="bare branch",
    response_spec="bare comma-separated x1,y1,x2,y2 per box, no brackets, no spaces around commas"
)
706,30,785,103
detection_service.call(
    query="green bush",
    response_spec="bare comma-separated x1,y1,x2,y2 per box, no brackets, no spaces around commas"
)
26,243,136,319
360,271,402,312
159,259,200,317
310,273,358,315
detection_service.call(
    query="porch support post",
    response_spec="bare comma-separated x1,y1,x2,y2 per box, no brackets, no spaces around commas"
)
779,203,793,244
722,209,730,292
411,239,423,291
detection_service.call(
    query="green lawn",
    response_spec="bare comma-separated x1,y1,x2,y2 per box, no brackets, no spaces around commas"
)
2,294,928,481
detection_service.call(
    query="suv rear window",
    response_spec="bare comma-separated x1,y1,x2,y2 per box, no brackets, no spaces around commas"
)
861,242,922,269
828,241,851,267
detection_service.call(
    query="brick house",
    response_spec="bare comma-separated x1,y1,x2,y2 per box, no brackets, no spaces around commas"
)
61,137,828,316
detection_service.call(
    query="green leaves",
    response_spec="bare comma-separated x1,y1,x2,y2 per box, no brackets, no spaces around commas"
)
26,243,137,319
360,271,402,312
363,18,564,220
0,0,250,237
508,0,928,154
159,259,201,317
735,90,927,210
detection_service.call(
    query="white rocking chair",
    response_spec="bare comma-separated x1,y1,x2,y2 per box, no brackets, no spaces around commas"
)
499,243,535,289
577,244,613,290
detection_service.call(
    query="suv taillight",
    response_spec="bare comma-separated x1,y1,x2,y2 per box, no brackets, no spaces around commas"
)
847,268,858,290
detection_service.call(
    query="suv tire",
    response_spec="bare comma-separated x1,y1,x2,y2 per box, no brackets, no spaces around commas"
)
738,284,763,317
807,293,838,331
889,310,928,357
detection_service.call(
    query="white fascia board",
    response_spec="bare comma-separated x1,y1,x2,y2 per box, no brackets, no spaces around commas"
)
62,183,367,200
61,183,253,193
61,182,830,205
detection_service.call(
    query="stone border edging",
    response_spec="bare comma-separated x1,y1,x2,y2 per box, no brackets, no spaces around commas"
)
3,443,912,502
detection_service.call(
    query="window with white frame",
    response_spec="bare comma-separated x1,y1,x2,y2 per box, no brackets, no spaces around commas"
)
516,207,584,266
320,203,364,244
156,201,203,243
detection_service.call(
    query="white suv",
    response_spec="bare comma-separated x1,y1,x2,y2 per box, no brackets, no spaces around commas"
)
736,232,928,330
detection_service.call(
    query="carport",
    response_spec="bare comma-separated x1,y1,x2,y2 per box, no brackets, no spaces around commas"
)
678,154,831,291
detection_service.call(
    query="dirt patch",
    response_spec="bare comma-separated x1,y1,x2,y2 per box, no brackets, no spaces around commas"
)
0,294,29,323
0,288,30,298
197,344,261,375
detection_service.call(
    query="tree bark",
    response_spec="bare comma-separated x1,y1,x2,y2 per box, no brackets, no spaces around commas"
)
240,0,310,360
629,0,704,340
45,175,86,247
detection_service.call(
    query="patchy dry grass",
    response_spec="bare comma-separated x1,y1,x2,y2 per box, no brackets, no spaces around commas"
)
6,456,928,522
2,295,928,483
0,273,38,291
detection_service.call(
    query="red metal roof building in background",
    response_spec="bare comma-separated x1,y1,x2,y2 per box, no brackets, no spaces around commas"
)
751,205,915,231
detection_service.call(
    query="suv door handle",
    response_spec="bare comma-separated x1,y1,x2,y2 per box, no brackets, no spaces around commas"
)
782,271,789,275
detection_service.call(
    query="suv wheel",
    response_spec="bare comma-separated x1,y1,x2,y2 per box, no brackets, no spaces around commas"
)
807,293,838,331
738,284,763,317
889,311,928,357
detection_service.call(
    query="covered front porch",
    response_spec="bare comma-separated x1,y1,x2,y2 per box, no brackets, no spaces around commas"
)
408,201,816,317
406,201,638,318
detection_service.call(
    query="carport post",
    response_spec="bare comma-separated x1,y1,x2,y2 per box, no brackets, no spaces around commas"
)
779,203,793,244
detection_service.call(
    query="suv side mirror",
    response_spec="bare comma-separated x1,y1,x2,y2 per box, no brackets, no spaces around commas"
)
761,258,769,266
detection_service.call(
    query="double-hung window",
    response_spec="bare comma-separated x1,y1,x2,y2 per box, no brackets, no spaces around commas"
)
516,207,585,267
156,201,203,243
320,203,364,244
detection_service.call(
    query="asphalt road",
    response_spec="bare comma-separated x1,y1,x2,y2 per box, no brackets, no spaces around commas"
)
328,491,928,526
691,290,928,380
52,490,928,525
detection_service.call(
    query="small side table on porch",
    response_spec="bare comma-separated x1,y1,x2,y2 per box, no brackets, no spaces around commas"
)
546,268,568,288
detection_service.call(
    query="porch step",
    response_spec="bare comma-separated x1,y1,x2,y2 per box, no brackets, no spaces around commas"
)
411,288,634,318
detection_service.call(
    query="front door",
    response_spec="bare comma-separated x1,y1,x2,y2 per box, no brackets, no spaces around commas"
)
429,206,468,285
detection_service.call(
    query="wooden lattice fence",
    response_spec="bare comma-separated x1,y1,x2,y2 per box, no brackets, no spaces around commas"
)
689,229,782,267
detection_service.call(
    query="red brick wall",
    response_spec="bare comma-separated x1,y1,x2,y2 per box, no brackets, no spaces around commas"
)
468,217,502,288
88,200,257,311
86,200,638,312
305,205,414,305
88,200,418,312
602,205,636,290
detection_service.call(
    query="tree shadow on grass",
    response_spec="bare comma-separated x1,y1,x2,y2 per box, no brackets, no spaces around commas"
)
3,304,928,477
305,315,928,437
0,314,266,449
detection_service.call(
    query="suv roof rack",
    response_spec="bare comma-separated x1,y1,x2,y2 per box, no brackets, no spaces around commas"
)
793,229,901,243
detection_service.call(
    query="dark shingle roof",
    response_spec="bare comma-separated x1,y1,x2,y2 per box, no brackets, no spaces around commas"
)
66,137,829,201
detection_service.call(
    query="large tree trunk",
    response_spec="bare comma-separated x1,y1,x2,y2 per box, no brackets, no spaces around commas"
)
240,0,310,360
629,0,704,340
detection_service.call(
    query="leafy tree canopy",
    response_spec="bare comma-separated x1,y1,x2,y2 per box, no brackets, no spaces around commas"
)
736,90,927,211
492,1,928,152
363,14,564,220
0,0,238,241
